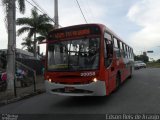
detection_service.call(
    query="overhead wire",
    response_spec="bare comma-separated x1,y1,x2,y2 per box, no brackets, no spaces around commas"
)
85,0,96,21
75,0,88,23
79,0,90,21
30,0,49,16
79,0,95,23
25,0,44,14
25,0,62,27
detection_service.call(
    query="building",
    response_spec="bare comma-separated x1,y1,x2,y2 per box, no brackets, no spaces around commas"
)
0,49,43,75
0,48,38,60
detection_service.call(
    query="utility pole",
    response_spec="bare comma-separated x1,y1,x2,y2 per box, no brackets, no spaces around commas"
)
7,0,16,96
54,0,59,29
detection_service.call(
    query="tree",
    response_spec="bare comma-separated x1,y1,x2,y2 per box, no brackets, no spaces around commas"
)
1,0,26,95
36,24,54,43
134,55,149,63
21,23,53,53
16,7,53,57
2,0,25,20
21,38,34,53
157,59,160,63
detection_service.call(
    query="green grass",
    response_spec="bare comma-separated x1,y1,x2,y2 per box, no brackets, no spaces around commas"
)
147,62,160,68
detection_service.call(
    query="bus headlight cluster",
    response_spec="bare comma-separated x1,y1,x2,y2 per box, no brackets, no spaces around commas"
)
93,78,98,82
48,78,52,82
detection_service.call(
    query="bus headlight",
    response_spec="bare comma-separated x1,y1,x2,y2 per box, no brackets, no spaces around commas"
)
48,78,52,82
93,78,98,82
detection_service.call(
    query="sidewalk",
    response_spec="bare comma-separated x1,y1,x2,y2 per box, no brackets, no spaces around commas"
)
0,75,45,106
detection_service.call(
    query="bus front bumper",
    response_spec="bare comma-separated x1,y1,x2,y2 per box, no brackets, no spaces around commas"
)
45,80,106,96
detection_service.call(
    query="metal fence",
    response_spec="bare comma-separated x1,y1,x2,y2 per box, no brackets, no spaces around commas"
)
0,56,45,102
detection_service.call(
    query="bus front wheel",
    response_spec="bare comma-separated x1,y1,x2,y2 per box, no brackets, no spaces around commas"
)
128,67,132,79
116,72,121,90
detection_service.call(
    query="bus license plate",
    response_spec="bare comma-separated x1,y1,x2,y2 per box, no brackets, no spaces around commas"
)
64,87,75,92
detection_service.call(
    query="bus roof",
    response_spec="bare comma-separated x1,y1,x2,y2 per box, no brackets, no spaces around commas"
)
47,23,132,49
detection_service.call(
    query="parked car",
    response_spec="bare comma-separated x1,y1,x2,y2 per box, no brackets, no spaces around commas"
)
0,70,7,92
134,61,147,69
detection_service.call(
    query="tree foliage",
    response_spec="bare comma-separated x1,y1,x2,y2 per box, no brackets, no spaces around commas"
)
157,59,160,63
16,7,54,55
134,55,149,63
21,38,34,53
2,0,26,26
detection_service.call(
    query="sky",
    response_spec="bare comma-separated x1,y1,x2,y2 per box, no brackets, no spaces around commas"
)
0,0,160,60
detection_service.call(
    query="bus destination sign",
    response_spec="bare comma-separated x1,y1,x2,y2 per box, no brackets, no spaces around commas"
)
48,26,101,41
54,29,90,39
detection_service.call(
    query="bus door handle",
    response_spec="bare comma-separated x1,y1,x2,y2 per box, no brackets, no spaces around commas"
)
111,67,115,71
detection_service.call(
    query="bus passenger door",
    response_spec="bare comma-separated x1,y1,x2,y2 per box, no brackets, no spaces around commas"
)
104,32,116,93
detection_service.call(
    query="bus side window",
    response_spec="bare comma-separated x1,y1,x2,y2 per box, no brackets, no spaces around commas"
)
126,46,129,58
131,49,134,59
119,41,124,58
129,47,132,59
124,44,128,58
114,37,121,58
122,43,125,58
104,32,113,67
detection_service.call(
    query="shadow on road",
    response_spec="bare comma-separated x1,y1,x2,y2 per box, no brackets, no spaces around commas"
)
53,95,115,108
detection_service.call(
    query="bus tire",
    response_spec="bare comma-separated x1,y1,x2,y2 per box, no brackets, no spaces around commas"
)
128,67,132,79
116,72,121,90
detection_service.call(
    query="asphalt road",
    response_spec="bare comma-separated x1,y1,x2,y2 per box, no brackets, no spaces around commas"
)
0,68,160,115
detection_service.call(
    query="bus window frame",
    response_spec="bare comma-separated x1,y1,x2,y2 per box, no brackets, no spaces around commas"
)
113,37,118,48
127,46,130,58
129,47,131,58
124,44,128,58
121,43,126,58
104,32,114,68
113,37,121,59
46,36,102,72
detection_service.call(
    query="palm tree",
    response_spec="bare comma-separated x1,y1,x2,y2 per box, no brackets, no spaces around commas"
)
1,0,26,95
16,7,54,57
36,24,54,43
21,38,34,53
2,0,25,19
21,22,54,53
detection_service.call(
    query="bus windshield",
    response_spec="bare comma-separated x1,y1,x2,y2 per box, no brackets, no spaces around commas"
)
47,37,100,71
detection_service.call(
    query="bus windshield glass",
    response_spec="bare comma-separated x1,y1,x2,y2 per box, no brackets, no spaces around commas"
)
48,37,100,71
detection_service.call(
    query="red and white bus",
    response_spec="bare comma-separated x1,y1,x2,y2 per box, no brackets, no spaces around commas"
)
44,24,134,96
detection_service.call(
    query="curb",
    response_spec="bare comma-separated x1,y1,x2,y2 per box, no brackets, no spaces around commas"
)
0,90,45,107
